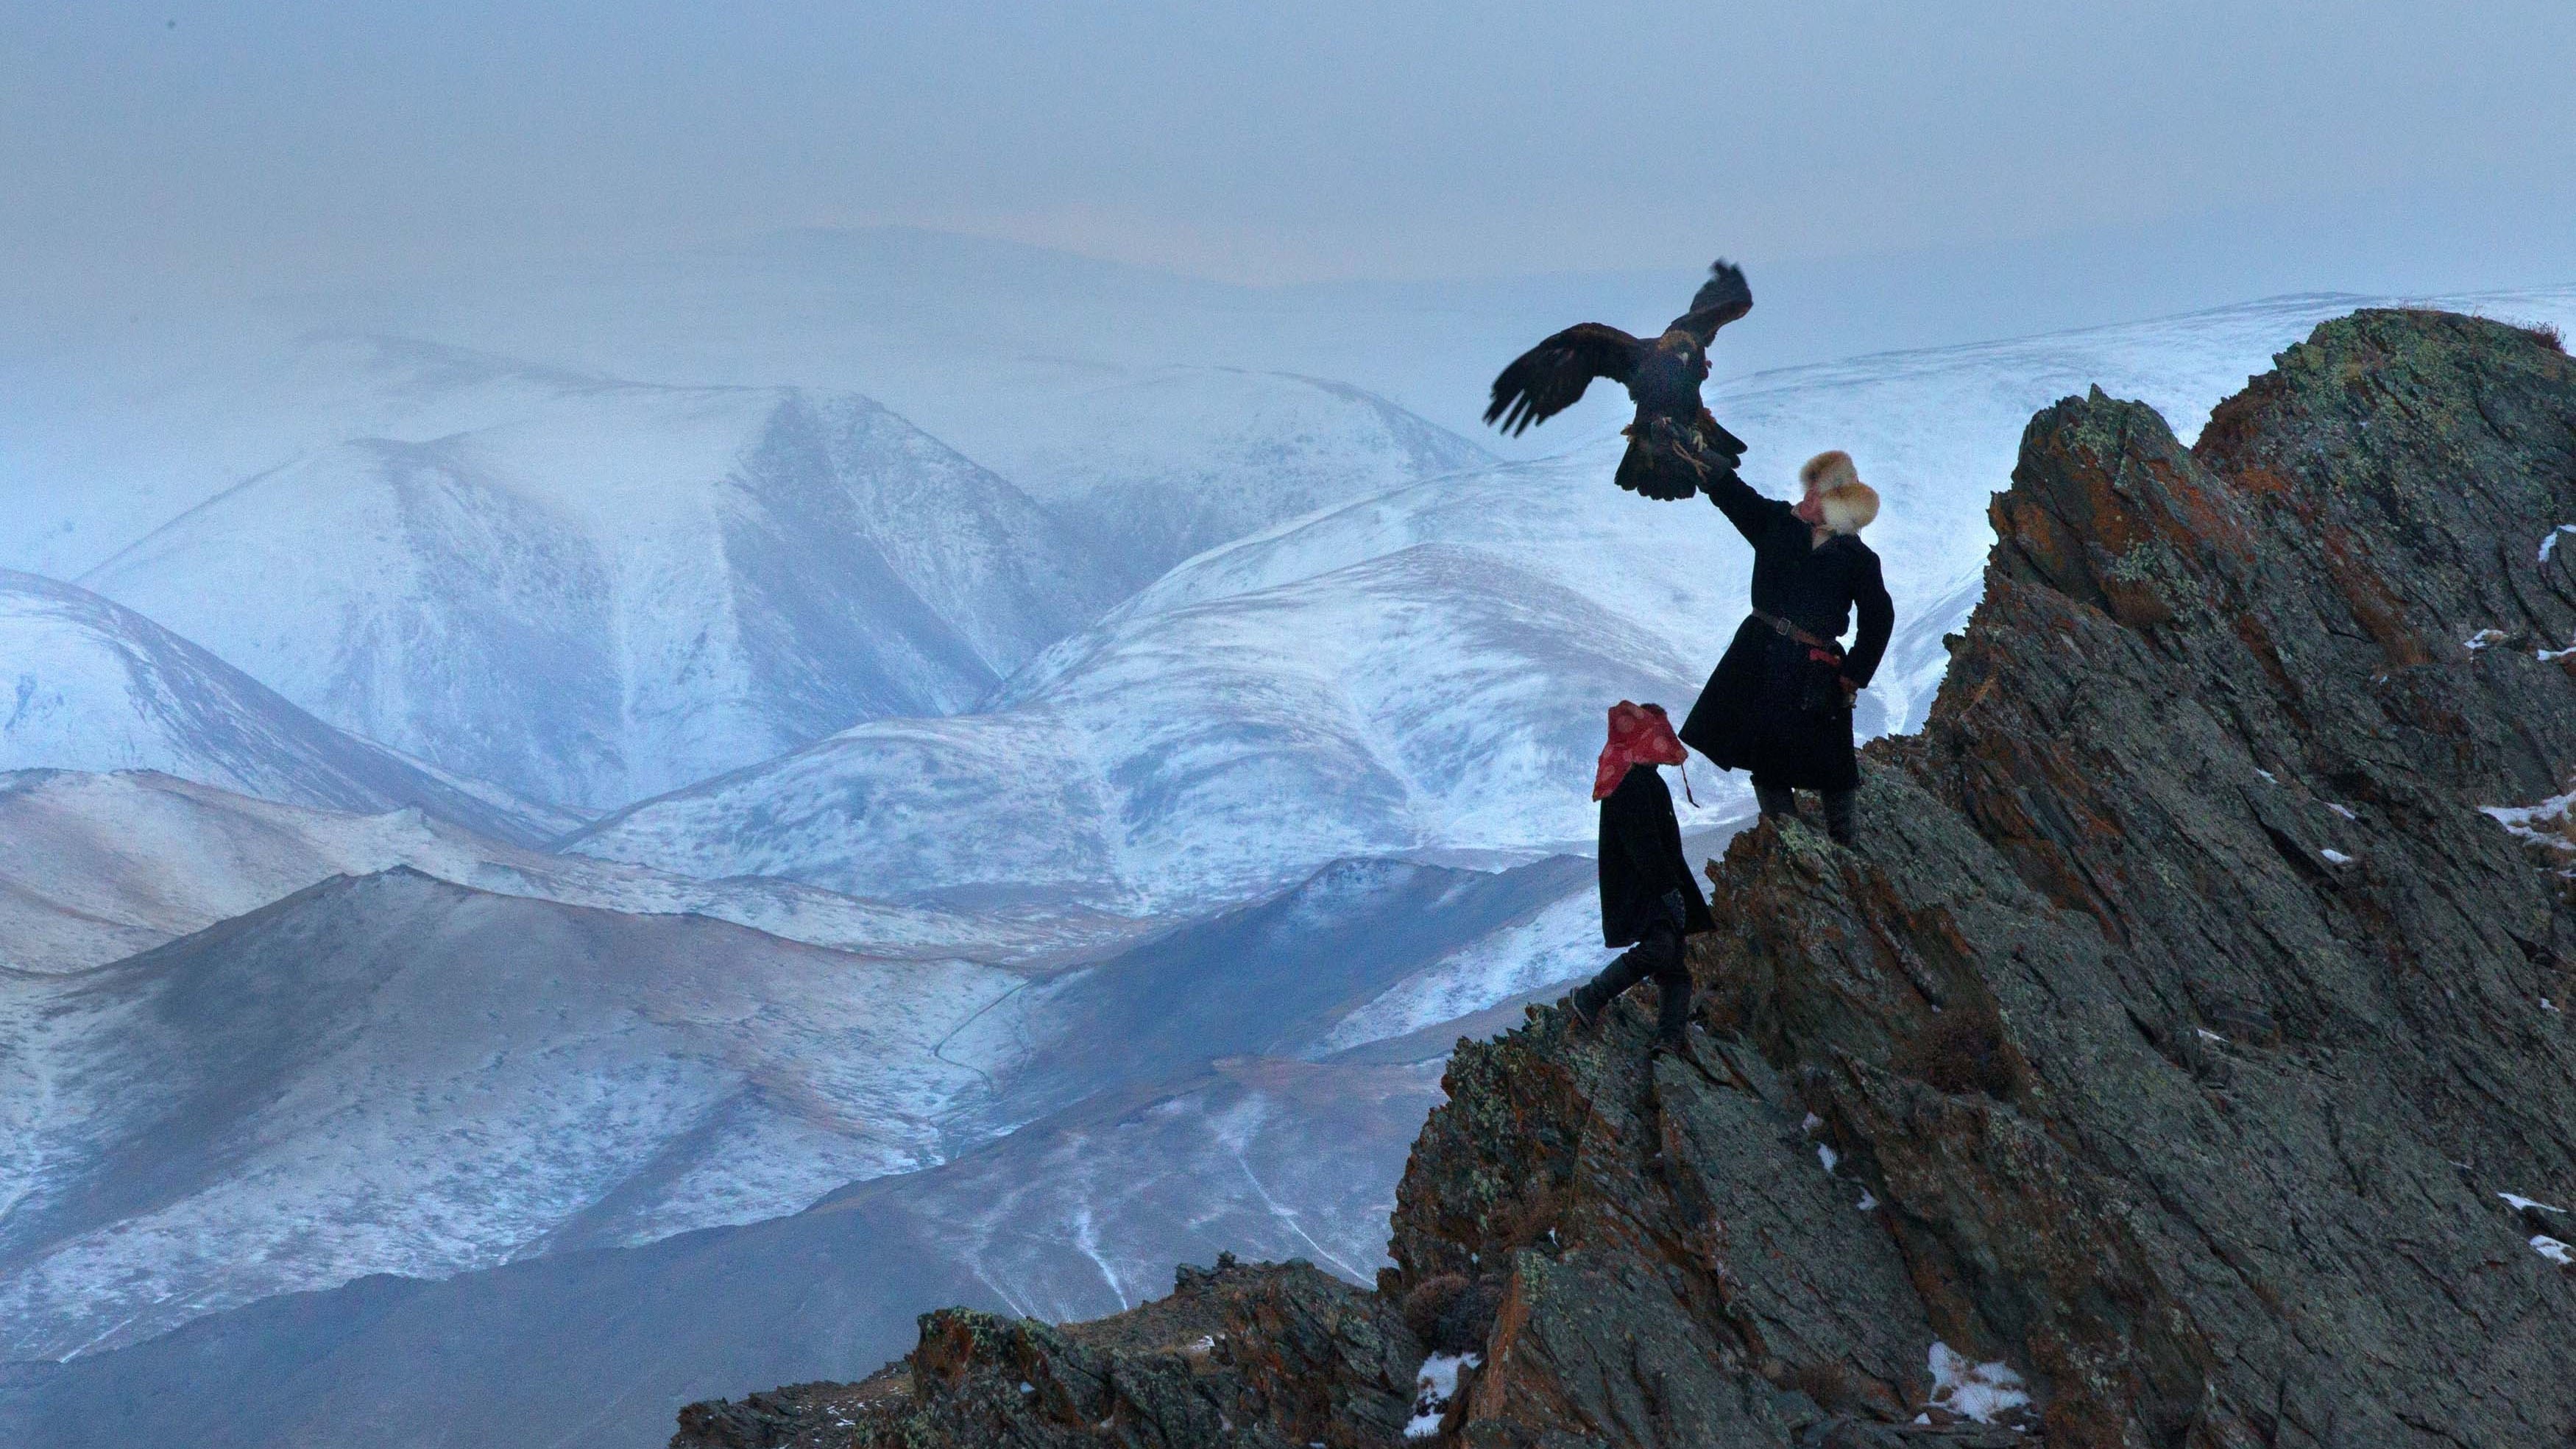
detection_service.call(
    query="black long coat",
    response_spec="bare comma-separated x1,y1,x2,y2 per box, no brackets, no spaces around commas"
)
1678,470,1894,793
1599,765,1716,947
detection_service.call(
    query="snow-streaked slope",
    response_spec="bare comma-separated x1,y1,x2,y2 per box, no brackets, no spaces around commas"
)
804,1055,1444,1319
0,868,1022,1361
0,846,1599,1372
0,571,567,844
571,543,1711,910
976,367,1490,589
0,846,1616,1447
0,1054,1448,1449
1312,873,1622,1055
78,341,1116,808
0,849,1625,1449
572,288,2576,910
0,769,1152,976
965,853,1596,1128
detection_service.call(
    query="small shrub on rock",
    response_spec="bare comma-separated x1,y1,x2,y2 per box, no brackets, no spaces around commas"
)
1896,1010,2017,1099
1401,1272,1502,1355
1785,1359,1853,1411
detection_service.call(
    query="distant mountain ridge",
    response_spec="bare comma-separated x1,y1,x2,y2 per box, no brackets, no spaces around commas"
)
0,768,1153,976
0,570,566,843
966,366,1493,591
79,354,1120,809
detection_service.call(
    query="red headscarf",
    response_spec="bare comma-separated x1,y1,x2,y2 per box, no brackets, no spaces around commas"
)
1593,700,1691,801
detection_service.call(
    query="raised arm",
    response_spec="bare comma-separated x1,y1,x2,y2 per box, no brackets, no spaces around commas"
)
1841,548,1895,687
1702,464,1789,546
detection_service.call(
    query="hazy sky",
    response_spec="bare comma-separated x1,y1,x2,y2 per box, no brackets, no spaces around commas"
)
9,1,2576,301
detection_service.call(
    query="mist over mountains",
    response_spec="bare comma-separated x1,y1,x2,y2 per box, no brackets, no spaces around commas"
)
3,231,2572,1446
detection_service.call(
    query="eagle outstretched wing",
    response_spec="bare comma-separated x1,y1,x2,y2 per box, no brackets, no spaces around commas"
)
1484,323,1646,436
1669,260,1752,347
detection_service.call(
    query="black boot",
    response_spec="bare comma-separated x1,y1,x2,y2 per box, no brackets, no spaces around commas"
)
1563,977,1611,1032
1650,973,1694,1055
1564,918,1678,1035
1822,787,1858,846
1755,782,1800,821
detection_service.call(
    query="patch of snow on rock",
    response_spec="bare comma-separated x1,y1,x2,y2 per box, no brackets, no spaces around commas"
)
2501,1192,2569,1214
1925,1341,2031,1423
2482,789,2576,854
1406,1352,1479,1438
2320,849,2354,866
2534,1236,2575,1266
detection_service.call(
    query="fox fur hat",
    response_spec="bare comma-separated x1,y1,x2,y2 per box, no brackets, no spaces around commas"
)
1800,450,1880,536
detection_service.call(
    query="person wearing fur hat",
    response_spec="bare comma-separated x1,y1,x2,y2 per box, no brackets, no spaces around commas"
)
1562,701,1715,1053
1677,450,1894,844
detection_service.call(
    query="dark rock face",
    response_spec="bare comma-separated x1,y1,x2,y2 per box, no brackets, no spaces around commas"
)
676,311,2576,1448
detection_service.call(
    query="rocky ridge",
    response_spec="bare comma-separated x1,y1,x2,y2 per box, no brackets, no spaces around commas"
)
673,309,2576,1448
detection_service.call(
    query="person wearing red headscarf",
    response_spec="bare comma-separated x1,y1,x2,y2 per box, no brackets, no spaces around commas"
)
1562,701,1715,1052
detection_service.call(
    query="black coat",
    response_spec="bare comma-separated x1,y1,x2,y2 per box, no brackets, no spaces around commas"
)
1678,470,1894,793
1599,765,1716,946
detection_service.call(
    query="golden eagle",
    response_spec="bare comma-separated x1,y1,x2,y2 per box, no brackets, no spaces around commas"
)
1483,261,1752,500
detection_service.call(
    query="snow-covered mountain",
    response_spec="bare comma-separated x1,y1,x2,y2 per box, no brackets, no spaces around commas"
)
968,367,1491,590
578,290,2576,911
74,339,1118,808
0,570,565,843
15,329,1487,812
568,542,1711,910
0,868,1022,1361
0,769,1151,976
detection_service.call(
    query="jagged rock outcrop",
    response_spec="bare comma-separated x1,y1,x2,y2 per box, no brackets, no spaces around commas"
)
675,310,2576,1448
675,1258,1421,1448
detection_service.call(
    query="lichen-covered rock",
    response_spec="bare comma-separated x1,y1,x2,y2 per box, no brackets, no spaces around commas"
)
680,310,2576,1449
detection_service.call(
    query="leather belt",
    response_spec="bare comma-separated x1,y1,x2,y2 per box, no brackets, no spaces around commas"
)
1753,609,1839,653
